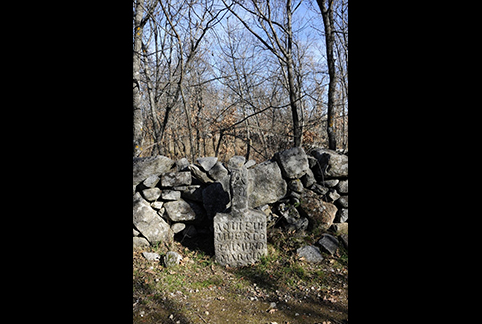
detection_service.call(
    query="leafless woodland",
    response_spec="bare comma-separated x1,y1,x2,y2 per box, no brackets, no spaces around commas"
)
133,0,348,162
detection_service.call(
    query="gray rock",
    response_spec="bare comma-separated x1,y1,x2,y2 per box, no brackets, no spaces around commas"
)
133,237,150,248
317,234,338,255
142,174,160,188
335,179,348,194
133,227,140,236
300,168,316,188
297,245,324,263
176,158,190,171
336,208,348,223
164,198,205,222
157,207,165,218
141,187,162,202
208,161,228,181
161,171,192,187
247,160,287,209
196,157,218,172
189,164,214,184
133,155,175,186
323,179,339,188
161,190,181,201
326,189,341,202
311,148,348,179
277,203,308,232
275,147,309,180
286,217,310,232
164,251,183,267
288,179,304,194
336,195,348,208
150,201,164,210
133,192,157,225
245,160,256,168
227,156,246,171
142,252,160,261
133,192,174,245
307,155,318,168
309,183,329,195
135,214,173,246
171,223,186,234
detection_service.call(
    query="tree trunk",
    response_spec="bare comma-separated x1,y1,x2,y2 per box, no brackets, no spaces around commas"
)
318,0,337,150
286,0,302,148
141,42,162,156
133,0,145,157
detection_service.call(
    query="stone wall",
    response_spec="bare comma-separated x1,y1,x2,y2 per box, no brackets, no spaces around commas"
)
133,147,348,248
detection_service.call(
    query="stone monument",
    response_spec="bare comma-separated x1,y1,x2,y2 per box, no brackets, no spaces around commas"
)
213,156,268,267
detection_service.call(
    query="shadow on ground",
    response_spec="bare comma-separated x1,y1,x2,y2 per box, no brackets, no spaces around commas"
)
133,277,195,324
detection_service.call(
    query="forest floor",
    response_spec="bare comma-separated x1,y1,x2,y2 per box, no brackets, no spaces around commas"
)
133,231,348,324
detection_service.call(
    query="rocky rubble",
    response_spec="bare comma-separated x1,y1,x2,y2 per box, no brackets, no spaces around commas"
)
133,147,348,249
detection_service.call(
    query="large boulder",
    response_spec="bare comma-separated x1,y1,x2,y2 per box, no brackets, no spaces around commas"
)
133,155,175,186
133,192,173,245
311,148,348,179
247,159,287,208
275,147,310,180
299,190,337,231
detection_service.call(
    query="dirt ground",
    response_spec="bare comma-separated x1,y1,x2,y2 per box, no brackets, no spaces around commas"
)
133,232,348,324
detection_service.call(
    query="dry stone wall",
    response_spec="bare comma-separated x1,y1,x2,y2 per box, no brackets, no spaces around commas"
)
133,147,348,249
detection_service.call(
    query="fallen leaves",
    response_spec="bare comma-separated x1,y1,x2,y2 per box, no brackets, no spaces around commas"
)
323,295,337,303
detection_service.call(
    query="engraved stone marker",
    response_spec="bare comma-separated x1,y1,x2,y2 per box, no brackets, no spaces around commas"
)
214,156,268,267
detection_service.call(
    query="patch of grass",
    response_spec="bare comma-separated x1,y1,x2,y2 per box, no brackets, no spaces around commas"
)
162,272,186,291
290,262,307,279
338,247,348,266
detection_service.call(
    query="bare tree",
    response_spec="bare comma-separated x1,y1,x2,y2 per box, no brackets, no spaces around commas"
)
133,0,145,157
133,0,159,157
221,0,304,148
316,0,337,150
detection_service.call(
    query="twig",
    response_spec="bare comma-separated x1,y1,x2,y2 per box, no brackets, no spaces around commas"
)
197,313,208,323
